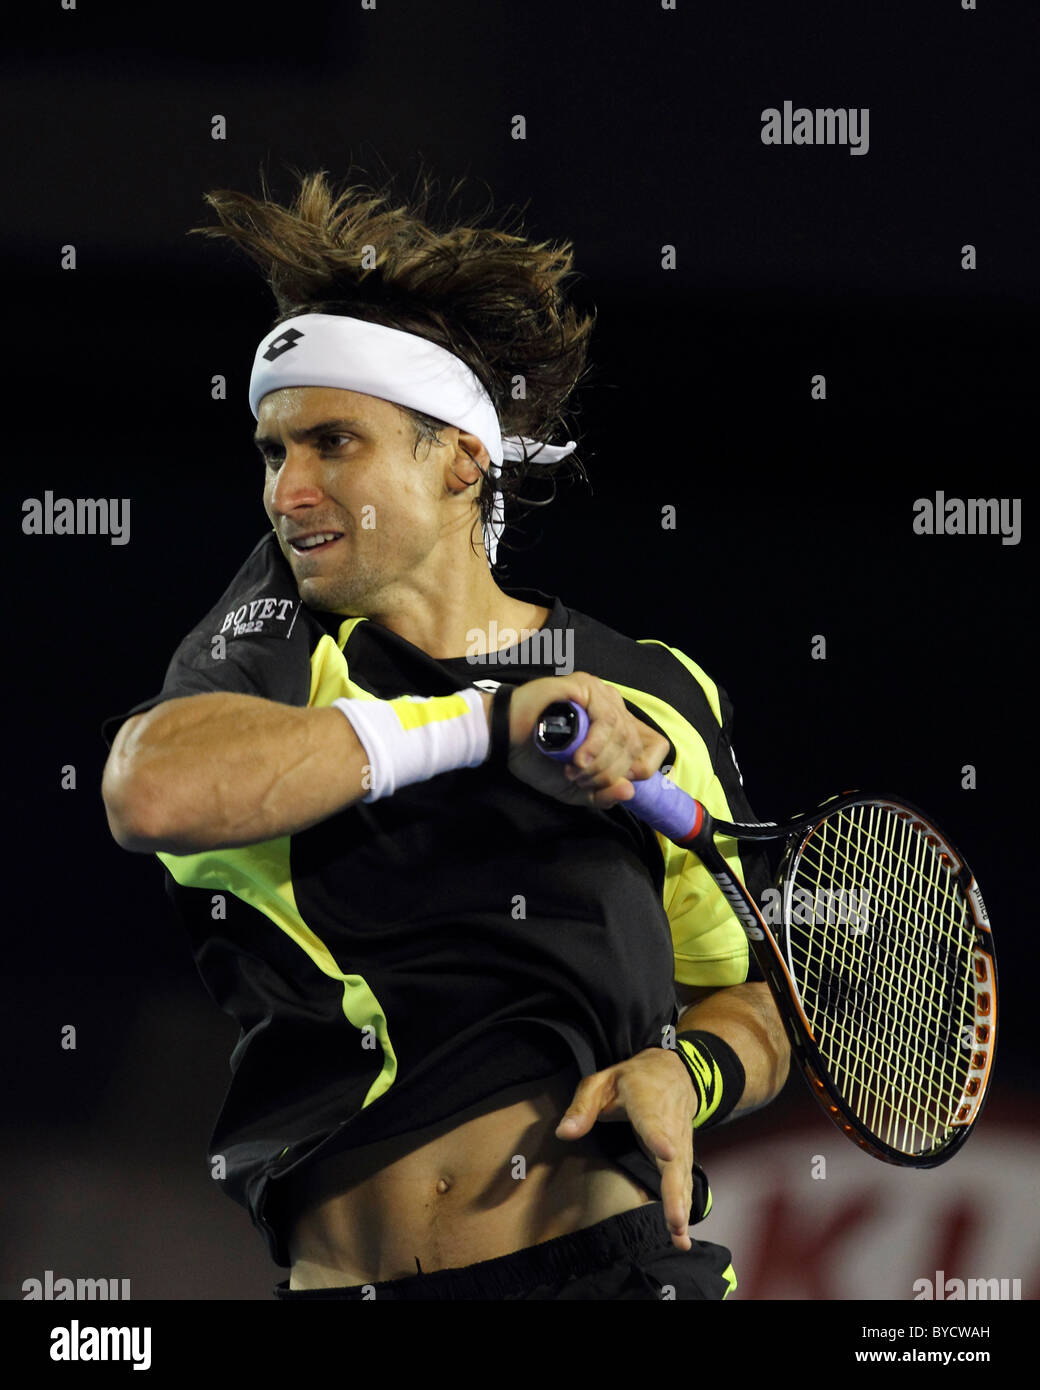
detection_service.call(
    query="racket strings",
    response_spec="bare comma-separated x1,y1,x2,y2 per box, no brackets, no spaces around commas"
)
785,804,975,1156
796,815,970,1145
796,813,972,1146
804,826,964,1059
794,815,964,1064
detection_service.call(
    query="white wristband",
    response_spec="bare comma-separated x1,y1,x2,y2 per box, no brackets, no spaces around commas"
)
332,688,490,802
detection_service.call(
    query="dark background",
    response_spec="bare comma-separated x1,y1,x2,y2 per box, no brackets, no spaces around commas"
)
2,0,1035,1306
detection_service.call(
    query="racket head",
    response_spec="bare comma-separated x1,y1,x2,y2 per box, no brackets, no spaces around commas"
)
772,794,996,1168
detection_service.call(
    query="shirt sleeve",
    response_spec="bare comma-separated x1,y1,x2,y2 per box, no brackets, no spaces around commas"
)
634,642,771,988
100,534,313,749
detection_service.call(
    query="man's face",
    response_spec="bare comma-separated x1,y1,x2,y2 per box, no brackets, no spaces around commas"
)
256,385,454,613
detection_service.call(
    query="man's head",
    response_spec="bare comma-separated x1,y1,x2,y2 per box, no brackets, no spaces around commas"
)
190,166,594,591
255,382,490,613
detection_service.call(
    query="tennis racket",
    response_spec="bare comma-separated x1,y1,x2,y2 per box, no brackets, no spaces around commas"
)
534,700,997,1168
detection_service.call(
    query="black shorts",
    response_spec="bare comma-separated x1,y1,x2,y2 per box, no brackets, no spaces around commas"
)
272,1200,737,1301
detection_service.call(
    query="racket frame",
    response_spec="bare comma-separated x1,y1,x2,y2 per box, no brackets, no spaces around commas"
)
682,792,997,1168
533,702,997,1167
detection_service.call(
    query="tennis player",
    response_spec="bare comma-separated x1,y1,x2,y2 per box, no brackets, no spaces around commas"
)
100,170,790,1300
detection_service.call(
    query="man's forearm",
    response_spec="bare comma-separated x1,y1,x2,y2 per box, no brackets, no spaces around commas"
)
102,693,379,854
677,982,791,1117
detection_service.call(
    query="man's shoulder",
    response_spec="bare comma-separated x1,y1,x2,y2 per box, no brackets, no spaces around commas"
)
214,531,297,604
564,599,728,736
183,532,302,637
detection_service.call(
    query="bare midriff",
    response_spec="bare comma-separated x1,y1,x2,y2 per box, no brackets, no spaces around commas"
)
284,1067,655,1289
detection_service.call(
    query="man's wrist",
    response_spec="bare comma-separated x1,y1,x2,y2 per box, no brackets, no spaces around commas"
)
486,683,513,766
673,1030,746,1131
332,689,489,801
666,1044,702,1121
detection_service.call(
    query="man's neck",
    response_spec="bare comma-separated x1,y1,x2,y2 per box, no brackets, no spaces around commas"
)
345,549,551,660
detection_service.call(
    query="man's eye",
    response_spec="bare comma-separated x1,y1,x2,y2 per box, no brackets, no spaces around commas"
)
256,436,351,466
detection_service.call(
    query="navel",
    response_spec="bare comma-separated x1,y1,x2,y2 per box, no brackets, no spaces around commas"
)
435,1176,452,1194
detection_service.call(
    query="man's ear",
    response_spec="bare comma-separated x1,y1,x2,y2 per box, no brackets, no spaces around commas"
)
445,430,491,494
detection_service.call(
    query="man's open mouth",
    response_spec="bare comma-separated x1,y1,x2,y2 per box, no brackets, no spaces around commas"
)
289,531,343,555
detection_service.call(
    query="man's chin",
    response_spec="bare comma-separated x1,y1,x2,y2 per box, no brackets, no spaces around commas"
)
296,574,339,610
295,572,369,616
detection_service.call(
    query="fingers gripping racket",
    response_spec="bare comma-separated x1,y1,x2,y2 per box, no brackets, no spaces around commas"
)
534,701,997,1168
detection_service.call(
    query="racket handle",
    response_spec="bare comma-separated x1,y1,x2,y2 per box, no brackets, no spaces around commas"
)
533,700,703,843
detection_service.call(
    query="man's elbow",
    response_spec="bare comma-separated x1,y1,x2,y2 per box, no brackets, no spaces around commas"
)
102,757,169,853
101,716,178,853
743,981,793,1096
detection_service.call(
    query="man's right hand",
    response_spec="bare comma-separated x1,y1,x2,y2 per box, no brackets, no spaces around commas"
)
485,673,670,810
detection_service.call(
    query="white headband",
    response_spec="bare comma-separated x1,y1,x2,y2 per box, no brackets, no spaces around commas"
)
248,312,576,565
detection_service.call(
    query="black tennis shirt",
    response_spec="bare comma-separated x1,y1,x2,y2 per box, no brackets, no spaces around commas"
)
102,532,769,1267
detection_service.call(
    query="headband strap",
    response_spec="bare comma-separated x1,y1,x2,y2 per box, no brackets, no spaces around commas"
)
248,313,576,565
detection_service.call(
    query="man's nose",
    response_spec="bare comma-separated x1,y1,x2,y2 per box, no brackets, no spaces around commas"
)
268,446,325,513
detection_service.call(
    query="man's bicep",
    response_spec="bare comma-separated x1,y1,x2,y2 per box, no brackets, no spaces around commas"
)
99,592,309,753
101,658,263,751
102,695,224,815
106,693,235,758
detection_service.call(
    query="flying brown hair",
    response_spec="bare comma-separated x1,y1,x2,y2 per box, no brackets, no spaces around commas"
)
189,165,595,566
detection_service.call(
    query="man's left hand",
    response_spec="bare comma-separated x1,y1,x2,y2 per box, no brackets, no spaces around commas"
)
555,1046,697,1252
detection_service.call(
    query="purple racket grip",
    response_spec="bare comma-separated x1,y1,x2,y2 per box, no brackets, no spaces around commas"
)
533,699,702,843
535,701,590,760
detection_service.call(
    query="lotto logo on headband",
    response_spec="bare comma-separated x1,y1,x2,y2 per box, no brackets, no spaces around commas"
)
263,328,305,361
